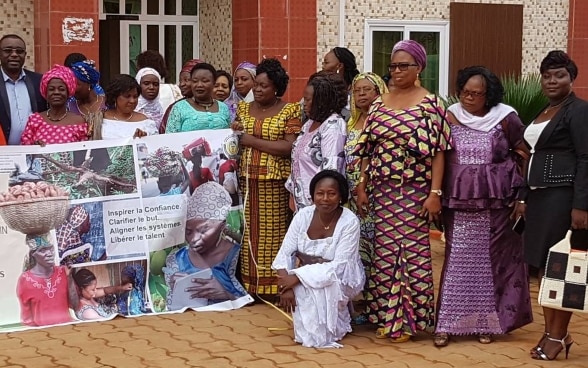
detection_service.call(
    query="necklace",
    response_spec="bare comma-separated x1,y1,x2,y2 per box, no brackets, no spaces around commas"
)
76,95,103,118
316,207,340,230
257,99,279,111
113,112,134,121
543,96,569,114
194,98,214,111
46,109,68,122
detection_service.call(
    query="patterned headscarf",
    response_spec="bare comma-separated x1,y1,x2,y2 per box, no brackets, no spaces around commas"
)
181,59,204,74
225,61,257,120
143,147,183,177
391,40,428,71
186,182,232,221
40,64,78,99
348,72,389,130
70,60,101,88
135,67,164,127
24,233,53,271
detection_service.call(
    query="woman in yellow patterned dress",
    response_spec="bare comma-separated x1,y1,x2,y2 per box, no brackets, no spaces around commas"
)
344,72,388,313
231,58,302,297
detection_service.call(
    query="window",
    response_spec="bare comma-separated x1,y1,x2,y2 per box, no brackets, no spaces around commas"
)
99,0,199,83
364,20,449,96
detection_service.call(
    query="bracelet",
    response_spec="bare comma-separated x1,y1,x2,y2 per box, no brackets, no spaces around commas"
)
517,200,526,204
359,176,366,183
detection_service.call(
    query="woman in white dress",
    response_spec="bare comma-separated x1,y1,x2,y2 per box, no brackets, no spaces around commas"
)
272,170,364,348
100,74,158,139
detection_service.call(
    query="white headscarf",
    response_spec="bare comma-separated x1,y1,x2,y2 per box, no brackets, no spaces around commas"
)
135,67,164,128
447,102,517,132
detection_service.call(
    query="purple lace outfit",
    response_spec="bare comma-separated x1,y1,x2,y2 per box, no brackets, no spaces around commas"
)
436,112,533,335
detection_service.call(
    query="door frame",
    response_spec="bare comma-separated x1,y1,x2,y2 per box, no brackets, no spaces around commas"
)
363,19,450,96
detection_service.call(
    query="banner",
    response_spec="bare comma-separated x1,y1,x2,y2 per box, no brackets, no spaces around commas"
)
0,130,253,333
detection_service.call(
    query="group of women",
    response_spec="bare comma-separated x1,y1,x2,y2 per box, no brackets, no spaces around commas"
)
11,42,588,358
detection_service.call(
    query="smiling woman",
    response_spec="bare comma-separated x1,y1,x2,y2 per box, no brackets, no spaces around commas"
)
20,65,88,146
99,74,159,139
272,170,364,348
164,63,231,133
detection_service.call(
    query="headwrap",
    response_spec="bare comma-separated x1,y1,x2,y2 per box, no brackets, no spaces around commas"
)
391,40,427,71
24,233,53,271
143,146,183,177
181,59,204,74
186,182,232,221
70,60,101,88
135,67,164,127
348,72,389,130
40,64,77,99
225,61,257,120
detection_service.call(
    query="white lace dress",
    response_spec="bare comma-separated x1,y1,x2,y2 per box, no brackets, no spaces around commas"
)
272,206,365,348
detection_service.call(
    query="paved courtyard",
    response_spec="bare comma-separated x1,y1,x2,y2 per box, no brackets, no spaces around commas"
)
1,239,587,368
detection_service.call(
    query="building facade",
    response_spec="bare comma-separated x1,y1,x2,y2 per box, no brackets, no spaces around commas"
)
0,0,586,100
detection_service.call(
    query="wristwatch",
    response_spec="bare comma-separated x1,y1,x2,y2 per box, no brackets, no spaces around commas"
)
430,189,443,196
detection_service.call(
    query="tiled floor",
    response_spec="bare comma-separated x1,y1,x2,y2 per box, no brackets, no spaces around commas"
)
1,239,587,368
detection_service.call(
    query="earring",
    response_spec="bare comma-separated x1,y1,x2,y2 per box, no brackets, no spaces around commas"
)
414,73,421,87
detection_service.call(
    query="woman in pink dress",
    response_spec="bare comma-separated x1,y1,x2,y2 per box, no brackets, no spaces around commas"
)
17,234,78,326
21,64,88,145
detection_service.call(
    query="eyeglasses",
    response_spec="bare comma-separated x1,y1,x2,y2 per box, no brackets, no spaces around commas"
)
388,63,418,72
1,47,26,55
460,89,486,98
352,87,377,94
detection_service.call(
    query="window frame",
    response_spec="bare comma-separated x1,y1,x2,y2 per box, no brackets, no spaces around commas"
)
363,19,450,96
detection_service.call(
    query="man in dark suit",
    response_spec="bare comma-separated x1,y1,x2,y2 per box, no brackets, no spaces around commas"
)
0,34,46,145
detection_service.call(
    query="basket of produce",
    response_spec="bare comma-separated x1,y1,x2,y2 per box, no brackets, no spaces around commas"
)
0,181,70,235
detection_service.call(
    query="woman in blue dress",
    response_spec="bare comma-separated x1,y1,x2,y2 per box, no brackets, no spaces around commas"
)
164,182,247,310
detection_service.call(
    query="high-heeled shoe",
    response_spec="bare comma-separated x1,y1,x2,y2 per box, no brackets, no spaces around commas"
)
532,333,573,360
530,332,549,355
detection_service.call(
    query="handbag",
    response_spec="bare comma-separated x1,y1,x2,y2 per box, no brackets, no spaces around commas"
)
538,231,588,313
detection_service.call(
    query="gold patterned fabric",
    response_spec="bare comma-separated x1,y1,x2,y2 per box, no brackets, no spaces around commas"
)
237,102,301,180
236,102,301,295
239,178,291,295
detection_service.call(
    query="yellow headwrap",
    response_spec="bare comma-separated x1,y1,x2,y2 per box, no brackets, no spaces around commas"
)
348,72,389,131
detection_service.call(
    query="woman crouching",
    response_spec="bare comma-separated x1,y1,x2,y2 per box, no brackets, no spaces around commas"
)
272,170,364,348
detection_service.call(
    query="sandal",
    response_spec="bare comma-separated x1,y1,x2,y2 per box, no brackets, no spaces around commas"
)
389,333,411,343
532,333,574,360
375,327,388,339
375,328,411,342
478,334,493,344
530,332,549,355
434,333,449,347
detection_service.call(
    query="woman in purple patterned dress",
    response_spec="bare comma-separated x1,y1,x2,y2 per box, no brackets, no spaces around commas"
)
434,66,533,347
354,40,452,342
